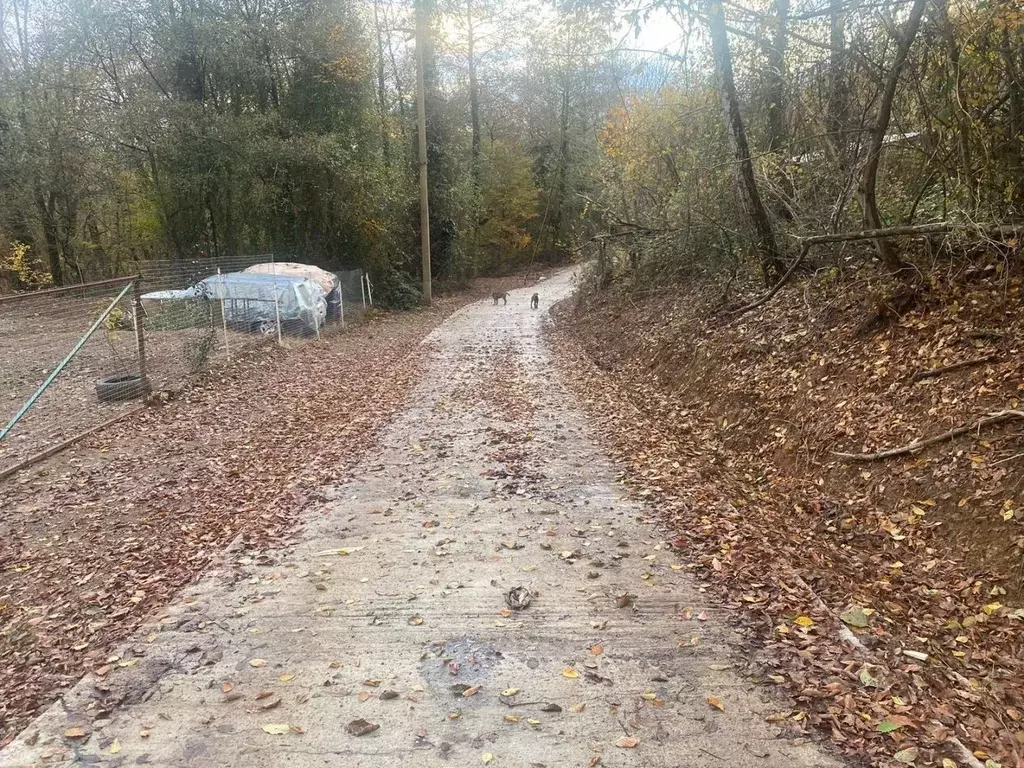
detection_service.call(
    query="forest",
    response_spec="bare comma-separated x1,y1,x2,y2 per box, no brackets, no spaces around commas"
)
3,0,1018,303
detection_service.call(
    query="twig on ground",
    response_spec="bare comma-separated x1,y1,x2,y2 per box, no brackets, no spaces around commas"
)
726,243,810,317
791,574,867,651
966,328,1005,341
833,410,1024,462
910,354,996,382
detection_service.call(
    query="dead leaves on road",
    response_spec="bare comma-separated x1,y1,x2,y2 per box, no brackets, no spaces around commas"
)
0,299,472,746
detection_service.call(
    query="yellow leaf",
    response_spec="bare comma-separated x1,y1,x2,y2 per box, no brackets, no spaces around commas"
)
109,739,122,754
503,715,519,723
527,718,541,726
641,692,657,700
942,760,957,768
482,753,494,764
707,696,725,712
794,616,814,628
562,667,579,679
280,673,295,682
1003,509,1014,521
615,736,639,748
262,724,291,735
670,564,684,571
249,658,268,668
502,688,519,697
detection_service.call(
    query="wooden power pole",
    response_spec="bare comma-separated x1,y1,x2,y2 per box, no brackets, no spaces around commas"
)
415,0,432,304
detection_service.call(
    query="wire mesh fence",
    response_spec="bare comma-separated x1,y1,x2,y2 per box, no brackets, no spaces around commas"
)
0,256,373,476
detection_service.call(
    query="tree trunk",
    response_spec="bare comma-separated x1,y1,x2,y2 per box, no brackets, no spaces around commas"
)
467,0,481,190
706,0,784,286
372,0,391,168
934,0,974,211
1002,24,1023,208
548,83,571,257
765,0,789,154
35,189,63,286
855,0,927,275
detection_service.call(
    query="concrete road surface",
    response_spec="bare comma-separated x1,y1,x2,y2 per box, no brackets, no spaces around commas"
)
2,268,841,768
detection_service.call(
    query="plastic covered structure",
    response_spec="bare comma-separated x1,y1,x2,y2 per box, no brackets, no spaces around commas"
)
197,272,326,334
243,262,343,321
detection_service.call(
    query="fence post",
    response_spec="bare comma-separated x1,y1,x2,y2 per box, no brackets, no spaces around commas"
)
132,279,150,394
271,254,282,346
360,272,366,308
217,268,231,359
340,290,345,328
367,275,373,307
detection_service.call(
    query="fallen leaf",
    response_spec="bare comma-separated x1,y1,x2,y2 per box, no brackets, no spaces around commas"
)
109,739,121,754
590,644,604,655
707,696,725,712
358,691,371,702
462,685,481,697
221,681,234,693
859,666,881,688
502,688,520,697
64,727,88,739
794,615,814,628
840,606,870,628
893,746,919,764
249,658,268,668
562,667,579,679
615,736,639,748
262,724,291,735
258,696,282,711
345,718,380,737
481,754,494,764
279,673,295,682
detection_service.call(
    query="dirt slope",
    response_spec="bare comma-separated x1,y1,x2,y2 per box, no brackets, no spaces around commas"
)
552,264,1024,767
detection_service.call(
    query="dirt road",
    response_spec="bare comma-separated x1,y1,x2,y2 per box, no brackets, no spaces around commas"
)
1,269,840,768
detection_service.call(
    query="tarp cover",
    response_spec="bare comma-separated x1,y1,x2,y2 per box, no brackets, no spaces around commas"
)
196,272,326,331
243,263,338,297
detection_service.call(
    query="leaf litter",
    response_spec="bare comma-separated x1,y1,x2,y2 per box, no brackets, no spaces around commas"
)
550,273,1024,767
0,294,478,746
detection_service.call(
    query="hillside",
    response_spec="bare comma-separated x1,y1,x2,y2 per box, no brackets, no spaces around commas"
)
551,261,1024,766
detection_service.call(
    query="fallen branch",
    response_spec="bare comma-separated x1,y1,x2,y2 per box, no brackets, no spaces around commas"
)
833,409,1024,462
0,406,145,481
910,354,996,382
726,242,810,316
726,221,1023,318
966,328,1005,341
792,574,867,651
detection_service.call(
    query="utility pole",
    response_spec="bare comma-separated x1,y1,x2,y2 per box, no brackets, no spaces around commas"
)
415,0,432,304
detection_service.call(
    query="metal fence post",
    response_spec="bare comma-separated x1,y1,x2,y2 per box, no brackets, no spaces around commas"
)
367,275,373,307
271,254,282,346
132,279,150,394
217,268,231,359
360,272,366,308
